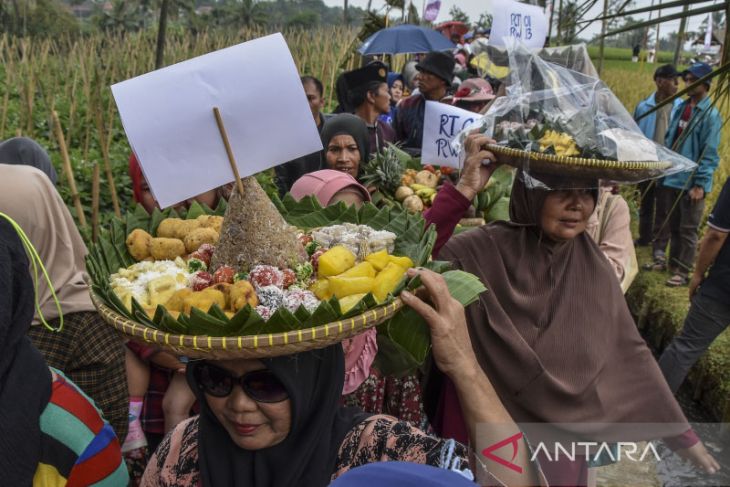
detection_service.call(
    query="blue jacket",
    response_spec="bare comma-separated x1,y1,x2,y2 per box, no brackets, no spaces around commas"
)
633,92,682,141
662,95,722,194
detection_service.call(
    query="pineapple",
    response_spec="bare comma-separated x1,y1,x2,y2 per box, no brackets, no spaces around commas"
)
360,145,406,197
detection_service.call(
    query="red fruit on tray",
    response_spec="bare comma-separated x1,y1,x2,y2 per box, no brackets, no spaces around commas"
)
249,265,284,289
191,271,214,291
197,243,216,258
189,250,211,267
282,269,296,289
310,249,325,272
213,265,235,284
298,234,313,246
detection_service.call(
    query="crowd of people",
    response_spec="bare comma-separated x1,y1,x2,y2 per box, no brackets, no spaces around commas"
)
0,37,726,487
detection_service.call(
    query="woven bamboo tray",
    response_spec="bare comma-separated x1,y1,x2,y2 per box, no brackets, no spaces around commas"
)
487,144,672,182
91,291,403,360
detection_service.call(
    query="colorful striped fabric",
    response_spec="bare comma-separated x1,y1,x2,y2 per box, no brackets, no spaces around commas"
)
33,369,129,487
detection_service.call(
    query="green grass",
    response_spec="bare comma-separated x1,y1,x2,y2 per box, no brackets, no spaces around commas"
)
597,58,688,73
587,45,676,63
606,61,730,421
627,248,730,422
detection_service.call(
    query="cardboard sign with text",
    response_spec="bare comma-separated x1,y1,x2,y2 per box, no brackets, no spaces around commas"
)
421,101,478,168
489,0,548,49
112,33,322,208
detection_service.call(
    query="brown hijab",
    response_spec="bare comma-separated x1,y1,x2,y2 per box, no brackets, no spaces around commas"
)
437,171,688,441
0,164,95,324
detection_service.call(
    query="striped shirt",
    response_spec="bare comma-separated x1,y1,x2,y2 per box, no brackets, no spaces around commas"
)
34,369,129,486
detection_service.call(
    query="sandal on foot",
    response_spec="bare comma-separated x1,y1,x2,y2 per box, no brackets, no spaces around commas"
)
643,259,667,272
666,274,688,287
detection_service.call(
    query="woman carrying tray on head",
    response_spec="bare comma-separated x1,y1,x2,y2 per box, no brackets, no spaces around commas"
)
140,267,544,486
290,169,429,429
420,132,719,485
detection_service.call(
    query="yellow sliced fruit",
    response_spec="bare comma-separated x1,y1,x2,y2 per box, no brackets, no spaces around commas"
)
373,262,406,303
339,261,376,278
113,287,134,312
309,278,333,300
148,275,179,307
166,288,193,312
318,245,356,277
328,276,374,299
365,249,390,271
182,288,226,315
387,255,414,269
339,293,367,313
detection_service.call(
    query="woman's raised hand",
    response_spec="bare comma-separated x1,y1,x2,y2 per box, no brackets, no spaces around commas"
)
455,132,500,202
400,268,479,379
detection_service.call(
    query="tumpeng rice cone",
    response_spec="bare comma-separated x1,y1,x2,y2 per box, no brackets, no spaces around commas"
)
209,175,308,273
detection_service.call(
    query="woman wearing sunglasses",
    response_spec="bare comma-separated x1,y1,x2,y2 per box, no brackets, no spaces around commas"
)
140,268,542,487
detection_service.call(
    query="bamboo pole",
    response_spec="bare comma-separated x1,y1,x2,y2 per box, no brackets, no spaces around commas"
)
66,70,79,144
597,0,609,75
91,162,100,243
673,3,689,65
94,104,121,217
51,111,87,228
0,79,10,140
212,107,244,196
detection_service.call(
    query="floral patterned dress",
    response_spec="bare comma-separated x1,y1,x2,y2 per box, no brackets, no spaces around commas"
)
140,414,468,487
342,369,431,432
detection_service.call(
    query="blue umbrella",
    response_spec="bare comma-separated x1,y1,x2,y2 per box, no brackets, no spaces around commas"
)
358,24,456,56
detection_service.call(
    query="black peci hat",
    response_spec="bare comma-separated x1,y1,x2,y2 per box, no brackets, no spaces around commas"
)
416,51,455,86
343,61,388,93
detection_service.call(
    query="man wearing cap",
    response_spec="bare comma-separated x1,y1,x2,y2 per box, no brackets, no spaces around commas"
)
393,51,456,156
652,62,722,286
633,64,682,247
345,62,397,154
274,75,331,196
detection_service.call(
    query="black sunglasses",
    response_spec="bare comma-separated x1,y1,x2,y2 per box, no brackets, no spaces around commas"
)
192,362,289,403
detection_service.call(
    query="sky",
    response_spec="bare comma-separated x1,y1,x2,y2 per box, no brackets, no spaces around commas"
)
323,0,714,46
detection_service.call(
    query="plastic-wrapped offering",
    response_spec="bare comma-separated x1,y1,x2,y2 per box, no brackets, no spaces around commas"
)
454,42,696,187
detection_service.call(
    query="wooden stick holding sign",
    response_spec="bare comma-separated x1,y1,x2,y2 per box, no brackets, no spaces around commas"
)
212,107,245,196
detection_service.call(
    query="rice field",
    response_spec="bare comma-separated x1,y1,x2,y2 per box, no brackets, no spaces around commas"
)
0,28,726,235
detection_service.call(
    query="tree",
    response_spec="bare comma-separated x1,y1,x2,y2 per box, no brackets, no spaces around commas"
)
0,0,79,37
475,13,492,31
287,10,318,28
221,0,268,27
448,5,469,25
557,0,580,43
93,0,143,33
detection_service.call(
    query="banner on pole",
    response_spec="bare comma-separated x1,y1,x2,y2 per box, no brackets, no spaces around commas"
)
489,0,548,49
424,0,441,22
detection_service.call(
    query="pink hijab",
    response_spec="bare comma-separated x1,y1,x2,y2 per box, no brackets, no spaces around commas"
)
290,169,371,207
290,169,376,395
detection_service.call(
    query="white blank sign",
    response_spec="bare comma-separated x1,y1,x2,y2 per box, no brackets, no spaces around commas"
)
112,33,322,208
